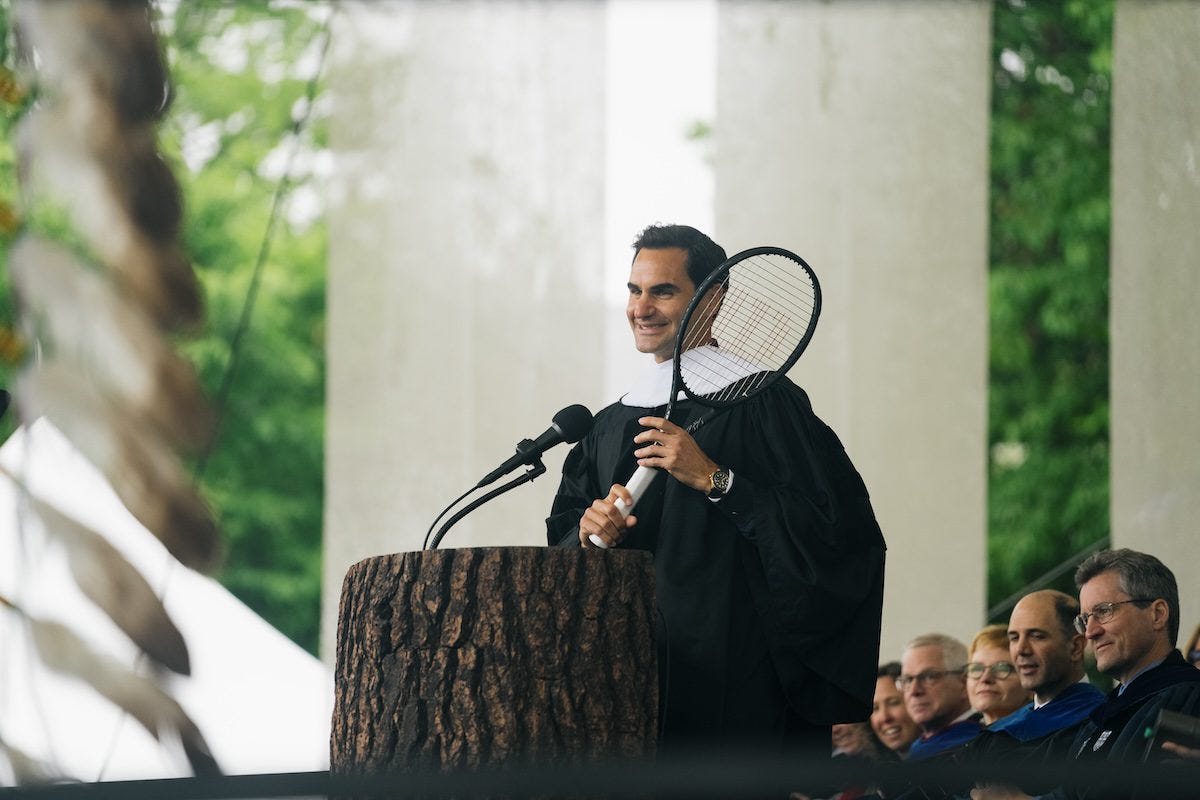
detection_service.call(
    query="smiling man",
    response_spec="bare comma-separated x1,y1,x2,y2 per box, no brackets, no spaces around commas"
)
1067,550,1200,758
546,224,887,761
625,246,704,362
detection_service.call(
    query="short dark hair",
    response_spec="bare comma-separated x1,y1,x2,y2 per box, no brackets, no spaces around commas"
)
878,661,902,680
1075,548,1180,645
631,224,727,288
1015,590,1081,641
1047,591,1081,641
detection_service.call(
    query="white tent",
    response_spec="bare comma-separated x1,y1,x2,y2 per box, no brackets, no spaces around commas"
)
0,419,332,783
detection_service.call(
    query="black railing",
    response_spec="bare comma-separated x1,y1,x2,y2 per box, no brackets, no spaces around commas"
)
987,535,1111,623
2,750,1199,799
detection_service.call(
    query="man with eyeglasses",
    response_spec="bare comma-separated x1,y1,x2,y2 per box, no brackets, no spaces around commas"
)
1066,549,1200,761
899,633,982,762
971,549,1200,800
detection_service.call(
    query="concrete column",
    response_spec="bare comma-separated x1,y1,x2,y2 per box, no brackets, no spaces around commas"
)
1110,2,1200,635
322,2,607,655
715,0,993,660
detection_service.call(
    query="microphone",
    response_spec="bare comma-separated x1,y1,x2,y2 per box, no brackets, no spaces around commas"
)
476,404,593,488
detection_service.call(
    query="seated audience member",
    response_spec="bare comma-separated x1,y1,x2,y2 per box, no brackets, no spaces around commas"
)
967,624,1031,725
872,662,920,758
792,722,888,800
877,636,983,800
1184,621,1200,669
832,722,881,760
900,634,982,762
957,589,1107,793
988,590,1104,748
971,549,1200,800
832,722,886,799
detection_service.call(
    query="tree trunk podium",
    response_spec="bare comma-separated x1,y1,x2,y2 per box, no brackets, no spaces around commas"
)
331,547,658,775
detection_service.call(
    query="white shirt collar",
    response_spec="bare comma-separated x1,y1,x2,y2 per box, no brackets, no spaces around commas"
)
1033,675,1091,709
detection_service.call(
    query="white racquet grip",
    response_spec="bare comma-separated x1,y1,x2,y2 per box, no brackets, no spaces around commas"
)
614,465,656,517
588,466,658,549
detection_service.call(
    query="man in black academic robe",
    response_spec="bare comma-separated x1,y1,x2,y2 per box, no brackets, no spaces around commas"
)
545,224,886,755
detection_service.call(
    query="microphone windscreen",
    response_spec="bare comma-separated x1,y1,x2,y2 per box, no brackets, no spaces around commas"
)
552,404,593,444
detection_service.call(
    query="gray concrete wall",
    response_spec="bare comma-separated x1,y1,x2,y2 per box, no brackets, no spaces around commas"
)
1110,1,1200,641
714,0,994,661
322,2,608,655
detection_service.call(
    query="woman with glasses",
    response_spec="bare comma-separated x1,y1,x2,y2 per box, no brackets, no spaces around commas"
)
966,623,1031,725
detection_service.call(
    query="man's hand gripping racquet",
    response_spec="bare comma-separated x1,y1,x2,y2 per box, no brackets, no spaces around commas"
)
589,246,821,548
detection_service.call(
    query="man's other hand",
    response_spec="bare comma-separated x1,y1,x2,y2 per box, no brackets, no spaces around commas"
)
634,416,719,493
579,484,636,548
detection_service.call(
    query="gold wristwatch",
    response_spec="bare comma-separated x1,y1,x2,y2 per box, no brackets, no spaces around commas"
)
706,466,732,500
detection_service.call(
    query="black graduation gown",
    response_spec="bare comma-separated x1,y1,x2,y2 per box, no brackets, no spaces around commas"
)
1024,650,1200,799
1067,649,1200,762
545,378,886,744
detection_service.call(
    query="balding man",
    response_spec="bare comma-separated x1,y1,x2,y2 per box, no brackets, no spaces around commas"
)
987,590,1104,747
946,592,1105,799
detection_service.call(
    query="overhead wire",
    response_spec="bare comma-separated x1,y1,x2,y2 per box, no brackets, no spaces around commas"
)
193,7,335,482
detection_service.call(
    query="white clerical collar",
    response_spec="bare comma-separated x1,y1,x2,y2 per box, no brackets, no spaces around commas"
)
621,345,762,408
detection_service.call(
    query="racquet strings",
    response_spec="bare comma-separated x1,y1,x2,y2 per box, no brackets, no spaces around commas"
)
678,251,818,405
605,248,817,523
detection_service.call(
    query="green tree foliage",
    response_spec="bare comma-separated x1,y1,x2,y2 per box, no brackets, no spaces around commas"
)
0,0,327,655
987,0,1113,614
159,2,329,654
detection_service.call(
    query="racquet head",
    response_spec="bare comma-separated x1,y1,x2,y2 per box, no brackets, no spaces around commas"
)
669,246,820,413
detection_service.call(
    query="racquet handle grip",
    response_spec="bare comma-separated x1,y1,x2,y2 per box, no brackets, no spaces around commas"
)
589,467,658,549
614,465,657,516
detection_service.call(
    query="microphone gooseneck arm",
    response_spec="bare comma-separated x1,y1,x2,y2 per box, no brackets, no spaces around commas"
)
427,458,547,550
423,403,593,549
422,482,480,550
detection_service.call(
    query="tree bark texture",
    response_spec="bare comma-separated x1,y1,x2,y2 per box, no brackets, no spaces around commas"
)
331,547,658,774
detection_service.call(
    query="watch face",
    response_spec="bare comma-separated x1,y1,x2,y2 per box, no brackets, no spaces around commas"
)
709,468,730,497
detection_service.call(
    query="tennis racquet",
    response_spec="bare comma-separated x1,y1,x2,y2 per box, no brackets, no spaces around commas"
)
592,246,821,546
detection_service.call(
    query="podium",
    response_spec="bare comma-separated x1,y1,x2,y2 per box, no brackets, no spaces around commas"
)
330,547,658,773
